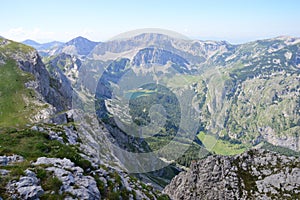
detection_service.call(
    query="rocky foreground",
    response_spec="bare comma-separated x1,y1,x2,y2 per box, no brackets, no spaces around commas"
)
163,149,300,200
0,124,169,200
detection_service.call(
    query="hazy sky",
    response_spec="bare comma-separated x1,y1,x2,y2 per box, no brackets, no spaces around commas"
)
1,0,300,44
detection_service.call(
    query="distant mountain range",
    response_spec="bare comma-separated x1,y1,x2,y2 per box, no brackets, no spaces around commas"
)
1,32,299,199
21,33,300,154
22,36,100,58
22,39,63,51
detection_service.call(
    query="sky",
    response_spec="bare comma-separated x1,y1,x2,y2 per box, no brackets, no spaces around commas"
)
1,0,300,44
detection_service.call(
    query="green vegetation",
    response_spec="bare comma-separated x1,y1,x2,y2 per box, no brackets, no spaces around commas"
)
96,41,300,172
197,132,248,155
94,171,134,200
175,145,210,167
40,172,62,193
189,56,300,150
0,39,50,128
0,127,92,198
262,142,300,157
157,194,171,200
166,74,203,88
128,83,180,132
34,167,72,199
233,156,258,198
0,38,34,54
0,159,31,198
0,59,42,127
0,124,165,199
0,128,92,170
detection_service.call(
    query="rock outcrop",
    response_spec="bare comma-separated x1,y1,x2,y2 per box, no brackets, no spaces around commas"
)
33,157,101,200
163,149,300,200
45,53,82,85
7,170,44,200
0,155,24,166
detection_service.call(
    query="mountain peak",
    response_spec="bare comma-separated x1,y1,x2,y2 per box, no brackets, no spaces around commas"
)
22,39,41,46
274,35,295,40
133,32,176,41
63,36,99,56
66,36,97,45
109,28,189,41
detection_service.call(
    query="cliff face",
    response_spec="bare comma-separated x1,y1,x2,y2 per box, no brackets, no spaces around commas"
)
16,48,72,113
163,149,300,200
0,38,72,124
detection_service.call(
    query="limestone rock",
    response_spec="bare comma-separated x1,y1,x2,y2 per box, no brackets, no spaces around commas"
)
0,155,24,166
33,157,100,200
163,149,300,199
7,170,44,200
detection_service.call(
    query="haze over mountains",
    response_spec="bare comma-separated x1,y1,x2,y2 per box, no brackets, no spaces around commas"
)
0,31,299,199
21,33,300,152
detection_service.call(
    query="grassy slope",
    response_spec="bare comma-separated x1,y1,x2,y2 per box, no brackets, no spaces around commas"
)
0,126,169,200
0,39,33,54
0,127,93,199
0,127,91,168
197,131,248,155
0,39,47,127
167,74,249,156
0,59,41,127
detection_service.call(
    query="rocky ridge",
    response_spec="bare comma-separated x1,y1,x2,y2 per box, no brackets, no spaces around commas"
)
6,169,44,199
163,149,300,199
0,38,72,124
0,124,169,199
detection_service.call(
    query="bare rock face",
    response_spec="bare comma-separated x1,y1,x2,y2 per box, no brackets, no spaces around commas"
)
261,127,300,152
7,170,44,200
33,157,101,200
163,149,300,200
0,155,24,166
